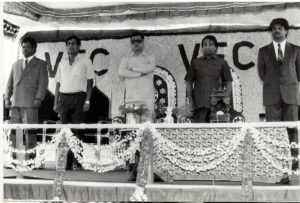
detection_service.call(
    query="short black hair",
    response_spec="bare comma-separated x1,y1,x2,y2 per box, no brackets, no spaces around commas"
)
65,35,81,46
130,32,144,40
21,37,37,49
269,18,289,31
201,35,218,49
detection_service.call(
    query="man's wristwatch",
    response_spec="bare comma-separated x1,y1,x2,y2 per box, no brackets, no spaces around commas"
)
85,101,90,104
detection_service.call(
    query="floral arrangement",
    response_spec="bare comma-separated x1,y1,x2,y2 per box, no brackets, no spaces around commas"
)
119,104,149,116
154,104,168,119
155,104,193,123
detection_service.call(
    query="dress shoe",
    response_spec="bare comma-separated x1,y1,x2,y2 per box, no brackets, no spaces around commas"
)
276,176,291,185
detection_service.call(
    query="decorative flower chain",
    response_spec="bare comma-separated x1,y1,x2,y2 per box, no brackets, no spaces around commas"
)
57,128,145,173
130,186,148,201
244,127,298,175
151,126,244,172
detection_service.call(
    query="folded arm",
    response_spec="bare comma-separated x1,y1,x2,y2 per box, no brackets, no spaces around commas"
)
132,56,156,74
119,58,141,78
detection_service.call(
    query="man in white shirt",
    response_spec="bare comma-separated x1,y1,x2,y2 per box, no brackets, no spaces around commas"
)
119,32,156,181
54,35,94,123
258,18,300,184
119,32,156,121
54,35,94,169
5,37,48,154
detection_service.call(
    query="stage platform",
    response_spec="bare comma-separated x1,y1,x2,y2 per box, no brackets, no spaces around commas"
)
4,169,300,202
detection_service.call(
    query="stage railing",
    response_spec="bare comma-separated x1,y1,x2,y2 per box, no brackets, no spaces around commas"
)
2,122,300,201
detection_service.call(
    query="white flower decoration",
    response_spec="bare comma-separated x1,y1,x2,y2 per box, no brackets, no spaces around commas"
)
160,88,166,94
159,98,165,104
156,79,162,86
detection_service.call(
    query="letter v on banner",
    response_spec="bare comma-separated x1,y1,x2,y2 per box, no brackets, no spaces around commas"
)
178,43,200,71
45,52,63,78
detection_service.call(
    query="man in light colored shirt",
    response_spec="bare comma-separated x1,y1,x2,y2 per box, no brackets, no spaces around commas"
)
119,32,156,121
119,32,156,181
54,35,94,123
5,37,48,155
53,35,94,169
257,18,300,184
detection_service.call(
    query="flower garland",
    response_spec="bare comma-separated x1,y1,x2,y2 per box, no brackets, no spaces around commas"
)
130,126,152,201
55,128,142,173
52,131,69,200
4,144,46,172
130,186,148,201
151,126,245,172
130,124,300,201
241,128,254,201
249,127,291,172
3,129,46,172
3,127,142,173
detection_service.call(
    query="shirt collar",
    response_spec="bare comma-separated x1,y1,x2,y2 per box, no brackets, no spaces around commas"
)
131,51,146,57
202,54,218,60
24,55,35,62
273,40,287,49
64,53,81,62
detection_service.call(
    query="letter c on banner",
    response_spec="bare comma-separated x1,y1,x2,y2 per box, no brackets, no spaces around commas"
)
233,41,255,70
90,48,110,63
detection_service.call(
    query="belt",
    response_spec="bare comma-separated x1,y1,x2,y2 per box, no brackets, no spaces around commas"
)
60,91,85,96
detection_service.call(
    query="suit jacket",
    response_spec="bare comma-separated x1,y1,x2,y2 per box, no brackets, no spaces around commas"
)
5,57,49,108
257,42,300,105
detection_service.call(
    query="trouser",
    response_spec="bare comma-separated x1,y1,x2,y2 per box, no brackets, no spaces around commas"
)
193,108,210,123
10,107,38,159
265,97,299,170
59,92,86,169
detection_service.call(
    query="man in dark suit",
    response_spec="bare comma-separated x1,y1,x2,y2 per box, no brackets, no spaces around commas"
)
258,18,300,184
5,37,49,152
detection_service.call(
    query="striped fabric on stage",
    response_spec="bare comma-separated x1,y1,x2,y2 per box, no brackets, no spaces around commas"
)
4,2,300,22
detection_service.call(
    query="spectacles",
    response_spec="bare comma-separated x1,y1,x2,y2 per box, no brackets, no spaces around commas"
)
131,39,143,44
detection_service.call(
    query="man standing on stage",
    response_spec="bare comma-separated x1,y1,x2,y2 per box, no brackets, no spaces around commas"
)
5,37,48,154
119,32,156,180
119,32,156,121
257,18,300,184
54,35,94,169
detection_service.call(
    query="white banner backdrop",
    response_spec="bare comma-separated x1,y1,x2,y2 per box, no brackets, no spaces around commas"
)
16,29,300,121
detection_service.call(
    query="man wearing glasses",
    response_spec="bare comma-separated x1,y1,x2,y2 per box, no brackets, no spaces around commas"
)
119,32,156,122
119,32,156,181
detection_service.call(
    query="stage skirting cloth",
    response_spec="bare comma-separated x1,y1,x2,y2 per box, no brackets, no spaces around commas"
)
4,179,300,202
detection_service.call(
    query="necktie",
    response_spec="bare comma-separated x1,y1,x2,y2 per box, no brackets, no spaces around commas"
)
23,59,28,70
278,44,283,65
